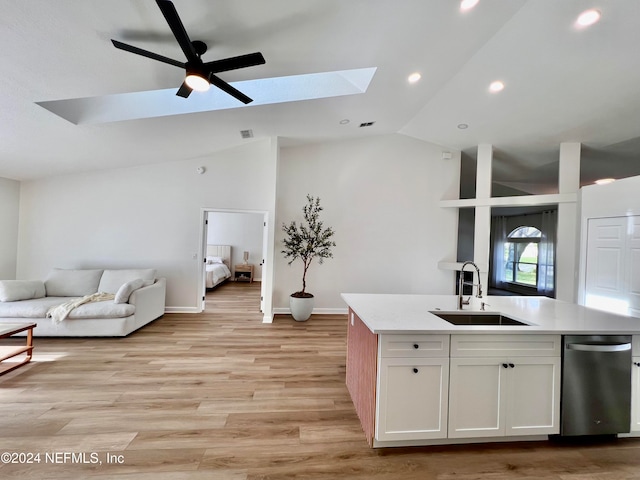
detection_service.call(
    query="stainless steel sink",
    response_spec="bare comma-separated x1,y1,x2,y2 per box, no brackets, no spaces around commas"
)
429,311,529,326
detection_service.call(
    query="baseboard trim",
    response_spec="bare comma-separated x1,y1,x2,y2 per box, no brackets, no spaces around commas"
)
273,307,348,316
166,307,347,316
164,306,200,314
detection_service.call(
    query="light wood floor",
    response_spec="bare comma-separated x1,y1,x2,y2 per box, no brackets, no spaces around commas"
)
1,282,639,479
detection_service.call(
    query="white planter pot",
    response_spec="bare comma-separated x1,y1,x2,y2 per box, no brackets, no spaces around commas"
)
290,294,314,321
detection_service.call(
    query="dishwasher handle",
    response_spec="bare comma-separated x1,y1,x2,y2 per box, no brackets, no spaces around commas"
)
566,342,631,352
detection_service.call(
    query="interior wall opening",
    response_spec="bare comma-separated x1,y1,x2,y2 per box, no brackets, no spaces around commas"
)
488,205,558,298
201,210,266,314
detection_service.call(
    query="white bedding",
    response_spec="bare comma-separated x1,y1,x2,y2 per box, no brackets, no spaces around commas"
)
206,263,231,288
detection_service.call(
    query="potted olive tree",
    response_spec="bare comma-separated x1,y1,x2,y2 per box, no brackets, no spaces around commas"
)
281,195,336,321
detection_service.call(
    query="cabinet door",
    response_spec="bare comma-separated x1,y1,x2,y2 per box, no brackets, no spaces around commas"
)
448,357,506,438
376,357,449,441
632,357,640,434
505,357,560,436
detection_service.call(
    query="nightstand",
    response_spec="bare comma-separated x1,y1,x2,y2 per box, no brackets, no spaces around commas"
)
234,264,254,283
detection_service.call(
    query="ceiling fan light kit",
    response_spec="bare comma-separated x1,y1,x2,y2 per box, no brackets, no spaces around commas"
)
185,72,210,92
111,0,265,103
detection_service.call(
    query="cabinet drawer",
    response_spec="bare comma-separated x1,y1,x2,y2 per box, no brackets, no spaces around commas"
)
379,334,449,358
450,334,561,358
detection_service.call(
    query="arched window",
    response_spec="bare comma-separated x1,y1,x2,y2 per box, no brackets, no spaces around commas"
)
503,226,541,286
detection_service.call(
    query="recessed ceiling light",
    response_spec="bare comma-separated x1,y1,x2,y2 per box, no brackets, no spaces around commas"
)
594,178,615,185
576,9,601,27
408,72,422,84
489,80,505,93
460,0,479,11
339,119,350,125
457,123,469,129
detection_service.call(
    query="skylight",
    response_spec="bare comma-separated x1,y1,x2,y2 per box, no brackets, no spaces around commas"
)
37,68,377,125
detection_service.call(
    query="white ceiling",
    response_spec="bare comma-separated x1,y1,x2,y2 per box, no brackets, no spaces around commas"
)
2,0,640,183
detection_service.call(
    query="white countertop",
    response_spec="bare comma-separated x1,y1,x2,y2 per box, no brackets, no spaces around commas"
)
341,293,640,335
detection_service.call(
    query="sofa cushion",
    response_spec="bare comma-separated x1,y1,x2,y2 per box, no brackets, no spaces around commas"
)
0,296,135,319
98,269,157,294
0,280,46,302
45,269,104,297
114,278,144,304
0,297,79,318
67,301,135,319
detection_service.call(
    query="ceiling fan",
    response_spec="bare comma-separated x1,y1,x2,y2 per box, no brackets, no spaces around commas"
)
111,0,265,103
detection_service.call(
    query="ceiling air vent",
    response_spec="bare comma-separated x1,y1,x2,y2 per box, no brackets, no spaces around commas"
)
359,121,376,128
240,129,254,139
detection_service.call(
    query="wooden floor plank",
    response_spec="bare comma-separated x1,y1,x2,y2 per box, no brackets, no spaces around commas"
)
1,281,639,478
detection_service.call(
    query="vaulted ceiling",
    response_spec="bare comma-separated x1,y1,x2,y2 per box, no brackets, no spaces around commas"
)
2,0,639,184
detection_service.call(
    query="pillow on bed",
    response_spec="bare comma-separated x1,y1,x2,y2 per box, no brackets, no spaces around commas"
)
114,278,145,304
0,280,46,302
206,256,224,264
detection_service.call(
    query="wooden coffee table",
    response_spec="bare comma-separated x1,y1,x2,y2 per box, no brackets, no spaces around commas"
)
0,323,36,376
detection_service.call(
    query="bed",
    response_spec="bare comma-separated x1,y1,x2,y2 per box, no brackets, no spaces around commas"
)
205,245,232,289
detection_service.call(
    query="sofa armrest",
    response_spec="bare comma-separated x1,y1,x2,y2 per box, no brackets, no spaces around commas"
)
129,277,166,321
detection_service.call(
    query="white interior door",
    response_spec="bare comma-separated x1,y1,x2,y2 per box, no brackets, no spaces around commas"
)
626,216,640,317
200,211,210,312
585,217,627,314
585,216,640,317
260,213,268,313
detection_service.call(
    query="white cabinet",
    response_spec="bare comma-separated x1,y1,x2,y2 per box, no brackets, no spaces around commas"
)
632,356,640,434
377,357,449,441
376,334,449,441
504,357,560,436
632,336,640,434
448,357,503,438
448,334,561,439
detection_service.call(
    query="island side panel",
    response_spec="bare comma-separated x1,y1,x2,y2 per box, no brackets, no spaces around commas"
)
346,308,378,446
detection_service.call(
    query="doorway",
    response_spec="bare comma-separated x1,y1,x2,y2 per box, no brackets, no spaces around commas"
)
199,208,272,320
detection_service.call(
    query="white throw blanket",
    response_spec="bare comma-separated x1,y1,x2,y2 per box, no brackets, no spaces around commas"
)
47,292,115,324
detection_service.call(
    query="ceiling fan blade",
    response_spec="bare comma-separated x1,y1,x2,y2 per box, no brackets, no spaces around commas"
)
155,0,197,61
111,39,185,69
176,81,193,98
204,52,266,74
209,74,253,104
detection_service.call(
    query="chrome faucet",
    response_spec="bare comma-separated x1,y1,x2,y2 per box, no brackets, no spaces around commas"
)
458,261,483,310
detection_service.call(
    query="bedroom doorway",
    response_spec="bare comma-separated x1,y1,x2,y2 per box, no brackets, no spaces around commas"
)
199,208,271,319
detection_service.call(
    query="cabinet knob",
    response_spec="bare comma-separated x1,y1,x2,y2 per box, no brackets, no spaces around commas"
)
413,344,419,349
502,363,508,368
635,362,640,367
413,368,419,374
509,363,515,368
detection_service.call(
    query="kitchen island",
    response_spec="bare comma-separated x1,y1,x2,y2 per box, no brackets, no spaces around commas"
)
341,293,640,447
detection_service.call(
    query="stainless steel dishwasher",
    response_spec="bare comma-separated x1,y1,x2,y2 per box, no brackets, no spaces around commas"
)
560,335,632,436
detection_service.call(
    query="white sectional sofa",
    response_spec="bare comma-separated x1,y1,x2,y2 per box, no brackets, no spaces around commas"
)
0,268,166,337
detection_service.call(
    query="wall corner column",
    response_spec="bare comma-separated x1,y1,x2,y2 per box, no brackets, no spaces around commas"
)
556,142,581,302
473,144,493,290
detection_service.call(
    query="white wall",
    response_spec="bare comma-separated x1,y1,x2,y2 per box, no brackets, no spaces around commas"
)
0,177,20,279
207,211,264,279
275,134,460,312
17,139,277,311
580,175,640,219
